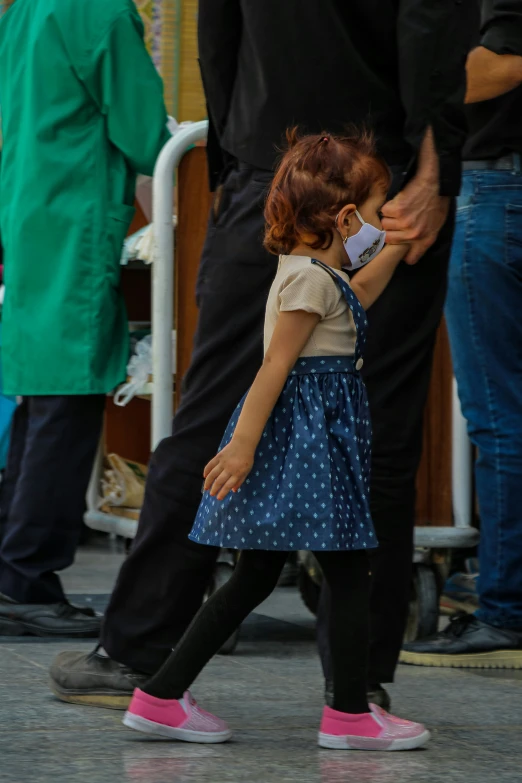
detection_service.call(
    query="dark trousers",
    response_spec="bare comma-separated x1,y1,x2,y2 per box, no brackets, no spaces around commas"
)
0,395,105,603
102,163,454,681
145,550,371,715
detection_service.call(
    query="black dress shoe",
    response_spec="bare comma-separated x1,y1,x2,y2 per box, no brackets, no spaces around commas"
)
400,614,522,669
324,679,391,711
50,647,149,709
0,593,101,638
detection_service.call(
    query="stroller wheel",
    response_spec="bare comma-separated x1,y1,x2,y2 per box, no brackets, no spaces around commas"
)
404,563,440,642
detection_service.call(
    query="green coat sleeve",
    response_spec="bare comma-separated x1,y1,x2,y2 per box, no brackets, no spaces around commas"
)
81,7,170,176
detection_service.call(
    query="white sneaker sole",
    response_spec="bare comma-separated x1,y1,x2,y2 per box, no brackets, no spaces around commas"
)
318,729,431,751
122,711,232,743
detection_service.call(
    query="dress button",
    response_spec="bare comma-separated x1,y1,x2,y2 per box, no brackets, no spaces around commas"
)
355,358,364,371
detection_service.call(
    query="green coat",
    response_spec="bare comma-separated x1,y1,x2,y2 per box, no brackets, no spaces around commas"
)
0,0,170,395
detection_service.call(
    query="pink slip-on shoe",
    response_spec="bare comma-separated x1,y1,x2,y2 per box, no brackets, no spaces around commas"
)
123,689,232,743
319,703,430,750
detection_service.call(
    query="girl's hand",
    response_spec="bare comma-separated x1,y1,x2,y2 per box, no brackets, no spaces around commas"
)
203,439,255,500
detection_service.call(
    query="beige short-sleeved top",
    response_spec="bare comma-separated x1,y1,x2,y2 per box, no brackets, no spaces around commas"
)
263,255,357,357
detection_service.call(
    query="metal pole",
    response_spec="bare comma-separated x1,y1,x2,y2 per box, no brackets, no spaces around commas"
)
451,375,473,528
151,120,208,449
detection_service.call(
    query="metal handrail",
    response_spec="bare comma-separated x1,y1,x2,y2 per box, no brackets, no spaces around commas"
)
151,120,209,448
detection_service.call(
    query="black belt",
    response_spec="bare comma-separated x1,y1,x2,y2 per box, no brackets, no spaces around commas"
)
463,153,522,172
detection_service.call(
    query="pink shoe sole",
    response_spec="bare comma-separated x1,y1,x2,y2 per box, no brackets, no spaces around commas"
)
318,728,431,751
318,703,431,751
122,710,232,743
123,689,232,744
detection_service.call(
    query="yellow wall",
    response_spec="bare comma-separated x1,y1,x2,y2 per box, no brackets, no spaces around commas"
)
137,0,205,121
177,0,206,122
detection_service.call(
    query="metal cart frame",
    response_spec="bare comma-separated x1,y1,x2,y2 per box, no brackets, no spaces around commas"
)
85,121,209,536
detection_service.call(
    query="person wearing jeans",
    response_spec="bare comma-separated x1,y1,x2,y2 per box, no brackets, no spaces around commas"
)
402,0,522,668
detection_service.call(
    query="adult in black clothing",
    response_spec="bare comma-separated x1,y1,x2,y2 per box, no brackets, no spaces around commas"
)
50,0,472,708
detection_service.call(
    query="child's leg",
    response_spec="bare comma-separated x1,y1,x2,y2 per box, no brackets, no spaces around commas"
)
315,550,431,750
143,550,287,699
314,550,371,714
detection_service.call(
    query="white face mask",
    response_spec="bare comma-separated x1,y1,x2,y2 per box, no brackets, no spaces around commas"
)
337,210,386,270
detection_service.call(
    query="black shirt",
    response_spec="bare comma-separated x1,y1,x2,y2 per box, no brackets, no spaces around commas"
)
464,0,522,161
199,0,473,196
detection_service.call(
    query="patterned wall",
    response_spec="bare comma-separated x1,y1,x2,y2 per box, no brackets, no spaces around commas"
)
135,0,164,70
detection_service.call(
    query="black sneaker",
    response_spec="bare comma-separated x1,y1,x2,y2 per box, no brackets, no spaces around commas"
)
400,614,522,669
324,679,391,711
0,593,101,638
50,647,149,709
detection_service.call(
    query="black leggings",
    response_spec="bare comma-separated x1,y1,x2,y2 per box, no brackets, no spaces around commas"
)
144,549,371,714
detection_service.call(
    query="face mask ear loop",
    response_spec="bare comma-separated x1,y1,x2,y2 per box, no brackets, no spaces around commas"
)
354,209,365,225
334,212,348,244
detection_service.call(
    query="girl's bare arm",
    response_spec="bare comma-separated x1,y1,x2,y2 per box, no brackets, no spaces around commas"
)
204,309,320,499
350,243,409,310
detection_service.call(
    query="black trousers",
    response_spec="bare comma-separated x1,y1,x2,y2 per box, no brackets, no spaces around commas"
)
102,163,454,682
0,395,105,603
144,550,371,715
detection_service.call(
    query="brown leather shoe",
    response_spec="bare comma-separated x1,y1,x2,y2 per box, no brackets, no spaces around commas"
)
50,647,149,709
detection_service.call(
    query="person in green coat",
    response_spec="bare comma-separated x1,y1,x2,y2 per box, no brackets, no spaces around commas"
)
0,0,170,636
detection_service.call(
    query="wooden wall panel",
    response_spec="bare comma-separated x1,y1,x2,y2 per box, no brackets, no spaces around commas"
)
175,147,213,406
104,397,151,466
415,321,453,526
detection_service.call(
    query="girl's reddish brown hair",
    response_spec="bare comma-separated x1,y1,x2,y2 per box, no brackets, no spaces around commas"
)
264,128,391,256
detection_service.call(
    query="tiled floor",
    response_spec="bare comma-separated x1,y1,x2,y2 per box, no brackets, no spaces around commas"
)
1,539,521,783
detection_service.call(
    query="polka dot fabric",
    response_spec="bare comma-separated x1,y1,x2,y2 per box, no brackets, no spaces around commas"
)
189,259,377,553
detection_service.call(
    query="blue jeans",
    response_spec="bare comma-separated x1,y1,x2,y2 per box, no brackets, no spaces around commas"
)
446,168,522,630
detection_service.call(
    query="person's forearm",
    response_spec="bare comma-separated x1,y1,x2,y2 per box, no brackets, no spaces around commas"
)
350,245,407,310
466,46,522,104
232,357,293,452
397,0,470,197
415,127,439,184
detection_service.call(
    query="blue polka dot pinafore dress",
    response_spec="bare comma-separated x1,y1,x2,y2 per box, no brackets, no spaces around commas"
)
189,259,376,552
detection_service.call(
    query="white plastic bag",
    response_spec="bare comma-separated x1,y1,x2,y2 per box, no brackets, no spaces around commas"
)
113,335,152,407
113,331,176,406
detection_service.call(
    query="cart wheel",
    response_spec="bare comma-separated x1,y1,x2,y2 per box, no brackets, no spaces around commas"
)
404,564,439,642
207,561,240,655
297,552,322,616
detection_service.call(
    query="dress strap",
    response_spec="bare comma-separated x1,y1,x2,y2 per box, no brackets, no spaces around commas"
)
311,258,368,362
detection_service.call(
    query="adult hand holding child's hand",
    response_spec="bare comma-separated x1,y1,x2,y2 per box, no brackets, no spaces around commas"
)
381,127,449,265
381,179,449,265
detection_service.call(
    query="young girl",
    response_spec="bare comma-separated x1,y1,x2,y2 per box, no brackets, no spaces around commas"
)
123,131,430,751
